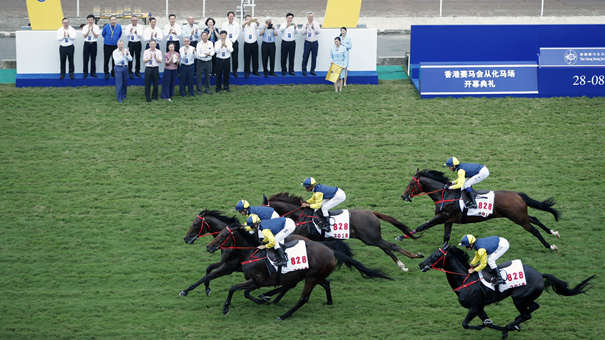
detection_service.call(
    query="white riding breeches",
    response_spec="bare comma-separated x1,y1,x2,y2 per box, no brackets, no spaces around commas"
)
487,237,510,269
463,166,490,190
273,218,296,249
319,188,346,217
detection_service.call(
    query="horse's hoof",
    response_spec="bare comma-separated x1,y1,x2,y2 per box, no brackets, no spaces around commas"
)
551,230,560,238
205,288,211,296
395,236,404,241
276,316,284,321
179,291,188,297
259,294,271,303
550,244,558,251
223,308,230,316
514,325,521,332
417,253,424,258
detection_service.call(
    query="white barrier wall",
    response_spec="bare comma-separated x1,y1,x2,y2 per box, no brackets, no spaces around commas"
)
16,28,376,74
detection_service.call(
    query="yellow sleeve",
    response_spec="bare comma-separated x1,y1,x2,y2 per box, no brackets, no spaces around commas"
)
450,169,466,189
244,226,253,232
261,229,276,248
306,192,324,209
472,249,488,272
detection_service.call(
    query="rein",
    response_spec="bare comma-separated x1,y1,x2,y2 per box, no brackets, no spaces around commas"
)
431,248,481,292
218,226,261,250
408,177,460,210
196,215,221,238
275,204,317,226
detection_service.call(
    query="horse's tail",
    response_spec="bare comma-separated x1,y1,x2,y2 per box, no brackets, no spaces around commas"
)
333,250,392,280
372,211,421,240
542,274,594,296
320,239,354,259
517,193,560,221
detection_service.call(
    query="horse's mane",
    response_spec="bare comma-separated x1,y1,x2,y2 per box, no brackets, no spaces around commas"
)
232,223,261,246
268,192,304,206
420,169,450,184
448,245,470,264
200,209,239,225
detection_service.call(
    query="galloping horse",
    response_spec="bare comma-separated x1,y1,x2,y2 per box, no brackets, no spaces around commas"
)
419,245,594,338
399,169,560,250
206,224,391,320
267,192,424,272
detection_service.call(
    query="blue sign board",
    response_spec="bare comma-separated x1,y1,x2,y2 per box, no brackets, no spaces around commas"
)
419,62,538,98
540,47,605,67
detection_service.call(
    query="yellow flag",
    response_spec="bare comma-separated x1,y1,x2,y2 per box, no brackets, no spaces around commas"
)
26,0,65,30
325,63,343,83
323,0,362,28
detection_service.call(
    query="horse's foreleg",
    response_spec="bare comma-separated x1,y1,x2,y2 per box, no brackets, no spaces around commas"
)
276,280,317,321
244,288,269,304
462,307,485,330
443,222,453,245
529,216,560,238
179,262,237,297
223,279,258,316
203,261,222,296
396,214,447,241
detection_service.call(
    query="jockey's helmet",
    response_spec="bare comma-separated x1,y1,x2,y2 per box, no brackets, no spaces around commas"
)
459,234,477,247
444,157,460,167
301,177,317,188
235,200,250,212
246,214,261,226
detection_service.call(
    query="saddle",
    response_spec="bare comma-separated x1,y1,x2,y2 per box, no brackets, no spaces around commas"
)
264,240,299,263
480,261,512,282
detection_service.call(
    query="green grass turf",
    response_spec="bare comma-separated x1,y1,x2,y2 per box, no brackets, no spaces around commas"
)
0,82,603,339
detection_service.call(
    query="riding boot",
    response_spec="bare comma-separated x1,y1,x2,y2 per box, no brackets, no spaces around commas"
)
492,268,506,285
320,215,331,231
275,247,288,267
466,189,478,209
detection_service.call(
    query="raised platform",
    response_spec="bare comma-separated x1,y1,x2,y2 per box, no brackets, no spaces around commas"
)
16,71,378,88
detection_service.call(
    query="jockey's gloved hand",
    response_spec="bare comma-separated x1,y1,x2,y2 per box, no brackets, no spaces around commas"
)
444,183,449,189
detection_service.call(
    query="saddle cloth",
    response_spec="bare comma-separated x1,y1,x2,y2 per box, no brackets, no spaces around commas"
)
459,191,495,217
266,240,309,274
479,259,527,292
312,210,351,239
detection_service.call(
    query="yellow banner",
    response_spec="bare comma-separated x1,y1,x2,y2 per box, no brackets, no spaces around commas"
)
26,0,64,30
325,63,343,83
322,0,362,28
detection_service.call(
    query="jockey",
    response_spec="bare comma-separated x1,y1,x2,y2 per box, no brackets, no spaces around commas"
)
245,214,295,266
234,199,280,220
459,234,509,286
300,177,346,231
444,157,490,209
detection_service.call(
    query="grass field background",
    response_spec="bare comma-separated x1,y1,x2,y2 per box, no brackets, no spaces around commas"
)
1,82,603,339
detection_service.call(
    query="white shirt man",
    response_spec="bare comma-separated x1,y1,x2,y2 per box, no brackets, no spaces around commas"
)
214,31,234,92
301,12,321,76
242,15,260,77
57,17,77,79
163,14,182,52
195,32,215,94
280,13,298,76
82,14,100,78
222,11,241,77
143,18,164,49
125,15,144,78
183,15,200,48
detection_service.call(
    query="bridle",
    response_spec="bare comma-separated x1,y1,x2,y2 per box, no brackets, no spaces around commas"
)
407,175,445,198
194,214,221,238
275,203,318,226
213,225,267,265
430,247,482,292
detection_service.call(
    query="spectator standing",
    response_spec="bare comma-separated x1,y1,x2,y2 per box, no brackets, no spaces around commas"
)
195,31,214,95
279,13,297,76
214,30,233,93
143,17,163,50
101,16,122,79
161,42,179,102
204,18,220,76
112,40,132,103
164,14,182,52
183,15,200,49
260,17,278,77
222,11,241,78
339,27,353,86
179,37,196,97
242,15,260,78
329,37,348,92
143,40,162,102
81,15,100,79
301,12,321,76
57,17,76,79
125,15,143,78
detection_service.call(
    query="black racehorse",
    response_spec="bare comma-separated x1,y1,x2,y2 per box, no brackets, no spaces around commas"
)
181,209,353,304
206,224,392,320
267,192,423,272
419,245,594,339
399,169,560,250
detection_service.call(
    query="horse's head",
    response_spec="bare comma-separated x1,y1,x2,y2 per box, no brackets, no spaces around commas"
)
206,224,238,253
419,245,451,272
184,210,209,244
401,168,421,202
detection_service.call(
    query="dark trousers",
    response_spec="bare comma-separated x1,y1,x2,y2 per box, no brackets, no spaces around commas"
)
302,40,319,72
59,45,74,76
127,41,142,75
190,41,198,73
215,57,230,90
83,41,97,75
261,42,276,74
103,44,117,76
144,67,159,101
114,65,128,100
281,40,295,73
243,41,259,75
231,41,239,74
179,64,195,96
161,68,177,99
196,59,212,93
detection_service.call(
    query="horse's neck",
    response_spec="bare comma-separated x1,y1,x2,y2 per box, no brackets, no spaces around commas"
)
207,217,228,237
444,256,471,288
421,178,449,202
272,202,304,218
